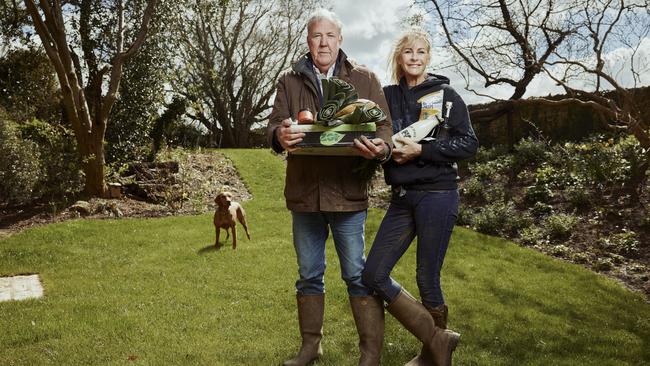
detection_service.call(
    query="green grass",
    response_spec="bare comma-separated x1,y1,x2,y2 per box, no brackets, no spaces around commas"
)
1,148,649,365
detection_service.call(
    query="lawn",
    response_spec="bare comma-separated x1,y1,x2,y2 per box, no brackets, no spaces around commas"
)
1,149,649,365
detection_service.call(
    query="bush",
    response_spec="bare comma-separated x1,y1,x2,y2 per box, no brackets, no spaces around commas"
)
483,182,508,203
600,230,640,256
530,201,553,217
456,205,473,226
472,201,530,236
549,136,639,191
542,213,578,241
469,156,514,181
0,116,42,205
565,183,591,209
461,176,485,201
18,119,83,201
513,137,547,168
524,184,554,204
519,225,544,246
473,144,509,164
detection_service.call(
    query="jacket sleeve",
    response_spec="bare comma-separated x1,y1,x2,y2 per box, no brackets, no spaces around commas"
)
267,74,290,153
420,87,478,163
367,72,393,145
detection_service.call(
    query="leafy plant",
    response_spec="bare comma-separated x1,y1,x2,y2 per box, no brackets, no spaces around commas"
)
513,137,547,169
524,184,554,204
0,116,41,205
519,225,545,246
472,201,530,235
600,230,640,256
542,214,578,241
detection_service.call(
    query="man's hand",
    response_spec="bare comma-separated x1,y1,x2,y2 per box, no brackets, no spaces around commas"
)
353,135,388,160
276,118,305,152
393,137,422,164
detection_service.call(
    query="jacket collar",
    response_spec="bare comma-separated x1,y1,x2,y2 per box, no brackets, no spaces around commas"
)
292,50,352,80
399,73,450,94
293,50,353,106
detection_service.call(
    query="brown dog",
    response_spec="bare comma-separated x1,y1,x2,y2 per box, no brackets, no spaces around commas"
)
214,191,250,249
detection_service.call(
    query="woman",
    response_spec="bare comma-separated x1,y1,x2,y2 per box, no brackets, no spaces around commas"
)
362,29,478,366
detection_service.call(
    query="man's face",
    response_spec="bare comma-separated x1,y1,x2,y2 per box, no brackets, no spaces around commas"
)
307,19,342,74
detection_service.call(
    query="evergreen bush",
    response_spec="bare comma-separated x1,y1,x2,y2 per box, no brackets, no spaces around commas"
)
0,116,41,205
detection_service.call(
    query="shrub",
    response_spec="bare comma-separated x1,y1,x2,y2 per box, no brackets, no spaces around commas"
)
460,176,485,201
519,225,544,246
18,119,83,202
0,116,42,205
472,202,511,235
473,144,509,164
565,183,591,209
542,213,578,241
592,257,613,272
534,164,562,186
471,201,529,235
483,182,507,203
568,251,590,264
456,205,473,226
551,136,638,191
469,156,514,181
531,201,553,217
513,137,547,168
524,184,554,204
600,230,640,256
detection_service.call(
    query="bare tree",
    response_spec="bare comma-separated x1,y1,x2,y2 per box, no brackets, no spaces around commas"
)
423,0,576,135
23,0,157,196
177,0,316,147
540,0,650,194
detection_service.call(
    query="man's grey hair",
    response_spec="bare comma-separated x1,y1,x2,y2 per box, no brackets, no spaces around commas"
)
307,8,343,34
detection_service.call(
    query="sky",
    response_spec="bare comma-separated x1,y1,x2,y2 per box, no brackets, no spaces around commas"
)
328,0,650,106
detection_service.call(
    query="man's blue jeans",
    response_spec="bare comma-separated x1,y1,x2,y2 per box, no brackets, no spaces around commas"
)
292,210,371,297
362,189,458,308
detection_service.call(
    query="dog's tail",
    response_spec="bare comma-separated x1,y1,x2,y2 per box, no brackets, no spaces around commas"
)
237,208,251,240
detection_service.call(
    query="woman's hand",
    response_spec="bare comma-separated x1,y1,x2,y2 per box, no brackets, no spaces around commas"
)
392,137,421,164
353,135,389,160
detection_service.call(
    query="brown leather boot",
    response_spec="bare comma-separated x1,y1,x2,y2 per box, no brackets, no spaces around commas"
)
386,290,460,366
405,304,450,366
350,295,385,366
283,294,324,366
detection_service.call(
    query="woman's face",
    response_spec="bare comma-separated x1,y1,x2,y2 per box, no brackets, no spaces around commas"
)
398,38,430,79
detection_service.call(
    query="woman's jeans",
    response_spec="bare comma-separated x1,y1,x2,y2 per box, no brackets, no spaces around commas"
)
362,189,458,307
292,210,371,297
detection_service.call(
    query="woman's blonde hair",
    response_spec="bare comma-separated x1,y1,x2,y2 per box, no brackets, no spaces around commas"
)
389,28,432,84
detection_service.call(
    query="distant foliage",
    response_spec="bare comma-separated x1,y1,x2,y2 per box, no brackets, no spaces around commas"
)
0,110,82,206
0,48,59,122
17,119,83,202
0,115,41,205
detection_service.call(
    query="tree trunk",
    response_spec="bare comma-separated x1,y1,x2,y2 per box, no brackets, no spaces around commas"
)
82,148,106,197
76,129,106,197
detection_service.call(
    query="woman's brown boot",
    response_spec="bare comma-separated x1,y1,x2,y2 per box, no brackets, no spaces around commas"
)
386,290,459,366
405,304,451,365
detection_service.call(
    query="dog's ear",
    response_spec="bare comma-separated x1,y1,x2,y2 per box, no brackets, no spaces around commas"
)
215,193,223,205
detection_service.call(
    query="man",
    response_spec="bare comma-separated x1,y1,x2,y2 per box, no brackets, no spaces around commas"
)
266,8,392,366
